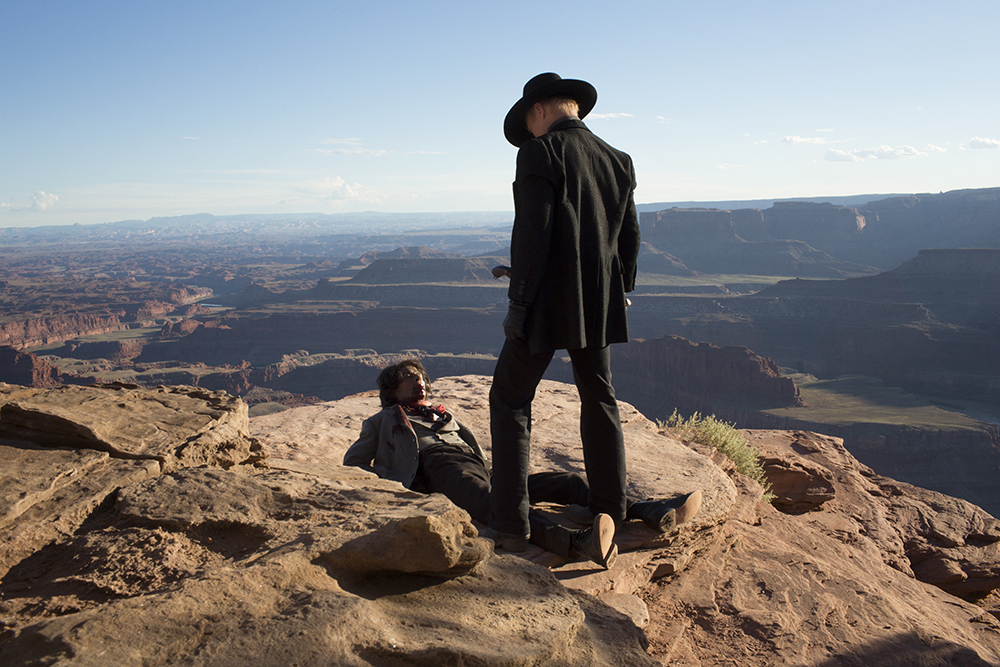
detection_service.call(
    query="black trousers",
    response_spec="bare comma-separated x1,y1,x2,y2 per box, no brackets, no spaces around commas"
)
488,339,628,537
413,444,590,558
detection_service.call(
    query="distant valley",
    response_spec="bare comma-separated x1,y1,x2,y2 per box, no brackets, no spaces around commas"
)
1,186,999,514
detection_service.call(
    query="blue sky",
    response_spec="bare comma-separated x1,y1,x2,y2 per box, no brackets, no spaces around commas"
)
2,0,998,227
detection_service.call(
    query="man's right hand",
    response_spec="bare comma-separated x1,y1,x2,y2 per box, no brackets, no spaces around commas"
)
491,265,512,280
503,301,528,343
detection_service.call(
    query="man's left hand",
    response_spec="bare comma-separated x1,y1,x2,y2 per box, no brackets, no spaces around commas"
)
503,301,528,342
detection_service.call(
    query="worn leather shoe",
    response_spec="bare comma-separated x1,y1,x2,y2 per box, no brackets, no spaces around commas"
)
674,490,703,525
481,526,529,553
570,513,617,569
627,490,703,533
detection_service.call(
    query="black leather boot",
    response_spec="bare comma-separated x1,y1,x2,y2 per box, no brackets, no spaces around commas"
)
627,490,703,533
569,513,617,569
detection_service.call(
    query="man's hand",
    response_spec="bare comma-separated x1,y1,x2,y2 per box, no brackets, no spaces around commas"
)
491,265,512,280
503,300,528,343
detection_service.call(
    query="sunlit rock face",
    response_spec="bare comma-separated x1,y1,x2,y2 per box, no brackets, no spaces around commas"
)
1,378,1000,666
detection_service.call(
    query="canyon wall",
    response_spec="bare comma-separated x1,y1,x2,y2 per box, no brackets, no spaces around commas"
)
0,313,128,350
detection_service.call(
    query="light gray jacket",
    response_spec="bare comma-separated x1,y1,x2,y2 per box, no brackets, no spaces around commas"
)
343,404,487,488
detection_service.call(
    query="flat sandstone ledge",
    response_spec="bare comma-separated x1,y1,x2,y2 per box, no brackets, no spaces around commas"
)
0,380,682,665
6,378,1000,665
252,376,739,620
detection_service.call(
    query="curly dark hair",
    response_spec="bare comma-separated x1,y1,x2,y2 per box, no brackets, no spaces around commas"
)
377,358,432,408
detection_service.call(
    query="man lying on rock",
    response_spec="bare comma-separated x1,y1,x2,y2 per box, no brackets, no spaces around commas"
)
343,359,702,570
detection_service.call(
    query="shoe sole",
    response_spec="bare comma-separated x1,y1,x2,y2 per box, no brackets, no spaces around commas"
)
594,513,617,569
674,490,703,525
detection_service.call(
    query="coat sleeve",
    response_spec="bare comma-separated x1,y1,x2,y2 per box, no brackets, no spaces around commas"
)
618,173,640,293
508,141,556,306
343,416,379,472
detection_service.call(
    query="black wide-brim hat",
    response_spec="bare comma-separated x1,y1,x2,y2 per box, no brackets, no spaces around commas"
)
504,72,598,147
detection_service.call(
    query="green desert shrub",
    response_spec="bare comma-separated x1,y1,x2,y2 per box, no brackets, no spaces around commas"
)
660,410,774,502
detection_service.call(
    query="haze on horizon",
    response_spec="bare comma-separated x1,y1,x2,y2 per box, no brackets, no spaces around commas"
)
2,1,998,228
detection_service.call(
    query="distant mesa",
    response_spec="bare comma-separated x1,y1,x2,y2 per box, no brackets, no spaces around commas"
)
348,256,510,285
640,208,743,246
757,248,1000,308
638,205,881,278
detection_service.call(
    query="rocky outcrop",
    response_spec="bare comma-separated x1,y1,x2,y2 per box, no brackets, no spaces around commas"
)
159,318,205,337
640,208,743,247
757,248,1000,312
0,380,664,666
857,188,1000,269
53,337,146,362
602,335,802,423
350,256,508,284
136,309,507,367
0,313,128,350
637,208,878,279
0,346,62,388
741,408,1000,517
761,201,867,243
731,249,1000,399
0,383,263,474
0,382,264,581
642,438,1000,665
749,430,1000,598
3,378,1000,664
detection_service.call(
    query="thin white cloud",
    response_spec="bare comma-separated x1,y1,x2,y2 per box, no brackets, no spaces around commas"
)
783,135,829,145
301,176,346,194
824,149,861,162
311,147,389,156
656,115,670,123
862,145,926,159
824,144,932,162
814,128,835,133
313,138,389,156
588,112,634,120
926,144,947,153
0,201,10,211
299,176,381,203
715,163,746,170
31,191,59,211
969,137,1000,149
406,151,446,155
182,136,202,141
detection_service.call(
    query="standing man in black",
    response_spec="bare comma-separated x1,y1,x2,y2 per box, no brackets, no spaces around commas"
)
488,73,641,548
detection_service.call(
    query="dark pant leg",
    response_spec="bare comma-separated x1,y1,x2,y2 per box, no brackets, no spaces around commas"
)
526,472,589,556
567,345,628,522
415,446,492,524
527,471,591,506
527,509,574,558
488,338,554,536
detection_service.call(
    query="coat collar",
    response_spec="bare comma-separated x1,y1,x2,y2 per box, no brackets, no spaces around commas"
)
547,117,589,134
390,404,411,428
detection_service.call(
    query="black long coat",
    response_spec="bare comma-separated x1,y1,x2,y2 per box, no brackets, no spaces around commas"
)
508,118,640,354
